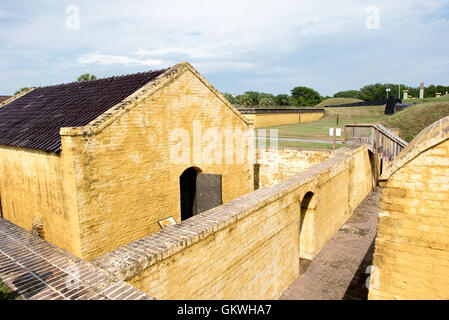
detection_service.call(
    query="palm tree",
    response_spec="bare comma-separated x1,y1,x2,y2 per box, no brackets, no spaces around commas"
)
77,73,97,81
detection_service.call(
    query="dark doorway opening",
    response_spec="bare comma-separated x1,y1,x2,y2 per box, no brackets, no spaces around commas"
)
180,167,200,221
180,167,223,221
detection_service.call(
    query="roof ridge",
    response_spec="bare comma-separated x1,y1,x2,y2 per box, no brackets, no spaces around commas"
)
34,68,168,90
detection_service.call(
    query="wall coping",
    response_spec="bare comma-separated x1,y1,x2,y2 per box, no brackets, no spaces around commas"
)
381,115,449,180
92,145,366,281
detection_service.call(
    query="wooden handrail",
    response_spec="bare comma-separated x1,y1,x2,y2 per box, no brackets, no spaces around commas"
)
344,123,408,163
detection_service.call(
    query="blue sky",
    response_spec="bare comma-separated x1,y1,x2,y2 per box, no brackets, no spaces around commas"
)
0,0,448,96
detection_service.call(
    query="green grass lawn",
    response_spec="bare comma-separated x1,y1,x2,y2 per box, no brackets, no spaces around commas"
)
315,97,364,108
382,97,449,142
258,98,449,149
276,140,347,150
262,105,387,142
400,95,449,105
0,279,18,300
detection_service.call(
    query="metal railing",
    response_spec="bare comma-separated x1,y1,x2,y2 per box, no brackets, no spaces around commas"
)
344,123,408,163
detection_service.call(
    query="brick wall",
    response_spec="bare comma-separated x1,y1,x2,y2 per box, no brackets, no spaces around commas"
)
0,146,81,256
256,147,332,188
63,67,254,260
369,137,449,299
92,145,374,299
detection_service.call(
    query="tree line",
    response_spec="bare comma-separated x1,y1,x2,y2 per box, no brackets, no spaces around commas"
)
222,87,322,107
334,83,449,100
223,83,449,107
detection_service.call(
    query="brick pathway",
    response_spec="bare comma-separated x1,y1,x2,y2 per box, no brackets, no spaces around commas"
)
0,218,152,300
280,188,380,300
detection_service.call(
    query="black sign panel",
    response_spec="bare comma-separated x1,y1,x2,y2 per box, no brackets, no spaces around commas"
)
194,173,223,215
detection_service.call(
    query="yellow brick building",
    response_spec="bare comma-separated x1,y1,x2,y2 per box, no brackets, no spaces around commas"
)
369,116,449,299
0,63,254,260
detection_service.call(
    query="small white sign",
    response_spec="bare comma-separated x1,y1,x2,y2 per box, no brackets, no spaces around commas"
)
336,128,341,136
158,216,177,230
329,128,342,137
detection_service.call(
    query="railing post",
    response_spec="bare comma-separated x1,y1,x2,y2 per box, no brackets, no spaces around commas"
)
344,125,347,144
374,129,379,188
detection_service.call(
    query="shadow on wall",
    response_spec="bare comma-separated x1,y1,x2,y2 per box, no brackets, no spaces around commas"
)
299,191,315,263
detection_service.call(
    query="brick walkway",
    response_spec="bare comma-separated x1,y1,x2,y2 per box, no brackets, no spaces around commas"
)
0,218,152,300
280,188,380,300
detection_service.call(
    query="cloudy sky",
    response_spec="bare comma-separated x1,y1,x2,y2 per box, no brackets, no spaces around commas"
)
0,0,448,96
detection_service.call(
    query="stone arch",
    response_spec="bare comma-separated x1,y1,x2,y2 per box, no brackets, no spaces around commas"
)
180,166,202,221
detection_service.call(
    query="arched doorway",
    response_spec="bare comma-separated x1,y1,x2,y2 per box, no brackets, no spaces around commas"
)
299,191,314,274
180,167,201,221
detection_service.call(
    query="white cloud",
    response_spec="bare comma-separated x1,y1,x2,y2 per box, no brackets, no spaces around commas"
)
77,53,164,67
0,0,449,95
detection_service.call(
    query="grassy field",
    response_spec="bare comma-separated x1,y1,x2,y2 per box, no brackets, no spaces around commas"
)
315,97,364,108
382,97,449,142
263,105,387,141
260,96,449,149
399,95,449,105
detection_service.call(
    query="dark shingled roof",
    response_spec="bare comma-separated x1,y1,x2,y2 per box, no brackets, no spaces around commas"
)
0,69,167,153
0,96,11,104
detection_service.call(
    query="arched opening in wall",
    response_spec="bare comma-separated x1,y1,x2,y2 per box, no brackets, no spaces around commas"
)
180,167,201,221
180,167,223,221
299,191,314,274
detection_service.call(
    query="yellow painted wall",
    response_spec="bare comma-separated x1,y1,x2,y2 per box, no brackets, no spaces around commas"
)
65,69,253,259
93,145,374,299
299,111,324,123
0,146,81,255
243,110,324,128
254,113,299,128
369,139,449,300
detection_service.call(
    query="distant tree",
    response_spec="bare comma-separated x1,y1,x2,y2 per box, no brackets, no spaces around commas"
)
259,97,275,106
235,91,260,106
222,92,237,104
290,86,322,106
333,90,361,99
274,94,289,106
77,73,97,81
14,87,31,95
236,93,252,106
258,93,275,106
244,91,261,105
